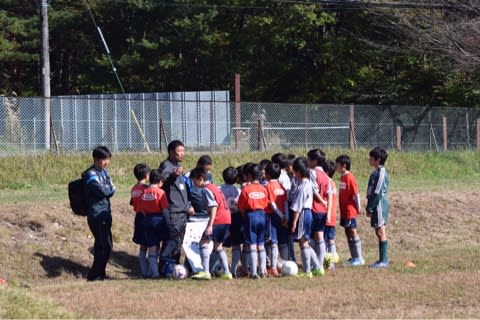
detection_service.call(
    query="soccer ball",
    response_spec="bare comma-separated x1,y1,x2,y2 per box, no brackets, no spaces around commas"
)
172,264,188,280
281,261,299,276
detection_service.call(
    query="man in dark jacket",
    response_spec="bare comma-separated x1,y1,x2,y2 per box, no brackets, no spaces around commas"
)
159,140,194,264
84,145,115,281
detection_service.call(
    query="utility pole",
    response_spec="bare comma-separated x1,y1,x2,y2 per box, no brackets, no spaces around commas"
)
40,0,51,150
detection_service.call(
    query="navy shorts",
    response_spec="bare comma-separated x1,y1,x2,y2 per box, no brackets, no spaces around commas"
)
202,224,230,243
144,214,168,247
228,211,244,246
311,212,327,233
340,218,358,229
293,208,313,241
324,226,336,242
266,213,282,244
132,213,146,245
244,210,266,246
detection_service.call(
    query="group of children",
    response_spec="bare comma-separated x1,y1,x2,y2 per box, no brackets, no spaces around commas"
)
129,147,390,280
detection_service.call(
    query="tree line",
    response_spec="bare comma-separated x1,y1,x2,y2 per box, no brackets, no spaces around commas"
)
1,0,479,107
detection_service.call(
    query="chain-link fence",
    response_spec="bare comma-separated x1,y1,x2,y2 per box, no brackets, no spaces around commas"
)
1,95,479,155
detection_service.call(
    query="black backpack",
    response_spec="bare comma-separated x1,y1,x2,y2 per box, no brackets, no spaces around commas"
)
68,172,88,216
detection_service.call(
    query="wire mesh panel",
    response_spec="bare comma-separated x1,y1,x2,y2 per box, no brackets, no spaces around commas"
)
1,95,479,155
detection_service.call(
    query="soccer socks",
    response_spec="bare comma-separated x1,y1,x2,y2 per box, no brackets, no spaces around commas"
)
288,235,297,263
328,242,337,256
309,247,321,270
231,245,241,275
354,237,363,260
249,249,258,277
139,248,149,277
279,243,289,261
271,244,279,271
301,247,311,273
258,248,267,276
315,241,326,266
200,243,211,274
379,240,388,263
348,239,355,259
148,253,160,278
217,249,230,274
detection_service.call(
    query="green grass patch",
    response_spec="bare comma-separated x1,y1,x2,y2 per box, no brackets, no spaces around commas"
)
0,285,78,319
0,149,479,203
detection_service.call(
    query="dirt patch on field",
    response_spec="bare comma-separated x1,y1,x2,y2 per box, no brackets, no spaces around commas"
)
1,190,480,318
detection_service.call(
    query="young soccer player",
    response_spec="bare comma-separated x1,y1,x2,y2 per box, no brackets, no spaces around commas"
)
307,149,329,271
285,153,297,262
335,154,364,267
322,160,339,269
366,147,390,269
139,169,170,278
237,164,269,279
290,157,324,278
129,163,150,278
258,159,271,186
264,162,288,276
84,145,116,282
185,154,213,222
220,166,243,277
271,153,292,191
190,167,233,280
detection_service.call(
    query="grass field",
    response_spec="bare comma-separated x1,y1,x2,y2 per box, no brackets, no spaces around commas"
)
1,149,480,318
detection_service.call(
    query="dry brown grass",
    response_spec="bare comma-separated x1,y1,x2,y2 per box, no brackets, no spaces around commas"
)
1,190,480,318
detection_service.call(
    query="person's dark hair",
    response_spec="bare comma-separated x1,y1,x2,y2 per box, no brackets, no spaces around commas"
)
259,159,271,170
197,155,213,167
236,165,245,184
149,169,164,184
322,160,336,178
242,162,256,180
222,166,238,185
133,163,150,181
335,155,351,171
265,162,281,180
292,157,310,178
92,145,111,160
189,167,209,181
369,147,388,165
167,140,184,153
271,153,288,169
307,149,326,166
286,154,296,166
245,163,264,181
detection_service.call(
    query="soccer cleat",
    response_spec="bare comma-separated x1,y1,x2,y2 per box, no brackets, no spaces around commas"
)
298,272,313,279
369,261,389,269
250,274,260,280
352,257,365,266
343,257,365,267
218,272,233,280
191,271,212,280
312,267,325,277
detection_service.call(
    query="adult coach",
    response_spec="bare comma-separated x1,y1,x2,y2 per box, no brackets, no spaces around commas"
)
159,140,194,264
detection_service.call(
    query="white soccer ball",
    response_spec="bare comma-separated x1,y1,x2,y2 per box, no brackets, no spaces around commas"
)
172,264,188,280
281,261,299,276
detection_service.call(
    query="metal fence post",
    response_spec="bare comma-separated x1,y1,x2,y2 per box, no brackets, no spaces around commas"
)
443,115,448,151
235,74,241,151
349,104,356,149
477,118,480,151
396,126,402,151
